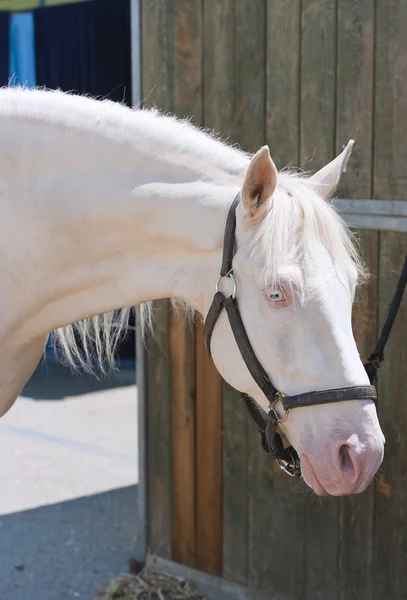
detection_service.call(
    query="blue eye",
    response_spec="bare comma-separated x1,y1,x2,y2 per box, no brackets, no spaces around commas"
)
268,289,284,302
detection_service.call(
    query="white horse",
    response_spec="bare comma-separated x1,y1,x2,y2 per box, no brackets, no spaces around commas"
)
0,86,384,496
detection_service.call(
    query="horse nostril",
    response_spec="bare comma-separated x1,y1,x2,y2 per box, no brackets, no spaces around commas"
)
338,444,356,479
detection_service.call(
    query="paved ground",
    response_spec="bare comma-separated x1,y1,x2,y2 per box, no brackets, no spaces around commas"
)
0,352,139,599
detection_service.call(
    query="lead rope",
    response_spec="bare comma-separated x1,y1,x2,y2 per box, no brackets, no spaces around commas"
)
364,253,407,384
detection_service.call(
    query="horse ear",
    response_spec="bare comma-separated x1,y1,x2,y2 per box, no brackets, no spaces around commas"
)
308,140,354,200
241,145,278,220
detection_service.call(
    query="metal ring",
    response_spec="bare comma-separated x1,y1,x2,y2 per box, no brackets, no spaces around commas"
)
276,458,297,477
216,271,237,299
271,393,290,424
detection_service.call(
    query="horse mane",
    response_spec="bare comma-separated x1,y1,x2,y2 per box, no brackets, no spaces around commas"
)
251,170,369,296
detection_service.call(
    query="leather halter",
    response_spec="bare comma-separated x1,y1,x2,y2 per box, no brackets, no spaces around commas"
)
203,192,378,477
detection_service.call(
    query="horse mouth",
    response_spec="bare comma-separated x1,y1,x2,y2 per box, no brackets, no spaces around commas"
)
300,454,329,496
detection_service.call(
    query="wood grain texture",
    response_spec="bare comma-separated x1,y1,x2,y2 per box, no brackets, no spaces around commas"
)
195,321,223,576
335,2,377,598
141,0,175,561
141,0,175,112
145,299,172,558
373,0,407,201
221,383,249,584
170,312,196,567
203,0,235,143
375,233,407,600
266,0,301,169
234,0,267,152
300,0,337,170
173,0,203,120
170,0,203,571
373,4,407,598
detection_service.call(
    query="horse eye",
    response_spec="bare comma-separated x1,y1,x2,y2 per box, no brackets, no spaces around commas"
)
267,289,284,302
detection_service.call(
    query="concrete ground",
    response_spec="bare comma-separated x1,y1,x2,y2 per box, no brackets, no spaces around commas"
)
0,352,139,599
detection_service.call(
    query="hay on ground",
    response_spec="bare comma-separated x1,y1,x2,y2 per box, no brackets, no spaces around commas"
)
95,564,208,600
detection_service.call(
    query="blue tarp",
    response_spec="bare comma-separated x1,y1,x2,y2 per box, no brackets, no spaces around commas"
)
9,12,36,88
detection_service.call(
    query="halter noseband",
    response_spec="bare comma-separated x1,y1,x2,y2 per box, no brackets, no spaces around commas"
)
203,192,378,478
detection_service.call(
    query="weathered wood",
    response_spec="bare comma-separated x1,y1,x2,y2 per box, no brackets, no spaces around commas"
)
170,311,196,567
300,2,340,599
141,0,175,560
335,2,377,598
141,0,174,112
375,234,407,599
145,299,172,558
373,1,407,202
221,382,249,584
266,0,300,169
168,0,203,570
173,0,203,121
203,0,235,143
300,0,336,170
373,3,407,598
196,321,223,576
234,0,267,153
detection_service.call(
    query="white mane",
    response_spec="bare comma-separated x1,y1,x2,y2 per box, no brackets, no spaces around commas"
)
0,87,367,373
252,170,368,295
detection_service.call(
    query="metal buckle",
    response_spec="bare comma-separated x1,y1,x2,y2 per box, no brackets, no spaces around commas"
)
216,270,237,299
276,456,298,477
270,392,291,424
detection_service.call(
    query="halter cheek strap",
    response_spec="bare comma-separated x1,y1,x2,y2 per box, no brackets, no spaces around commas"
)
203,191,404,478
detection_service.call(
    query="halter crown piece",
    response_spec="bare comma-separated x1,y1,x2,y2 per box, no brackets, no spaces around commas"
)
203,192,406,477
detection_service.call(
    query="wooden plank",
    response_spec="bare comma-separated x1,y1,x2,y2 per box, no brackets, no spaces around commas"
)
140,0,174,113
375,234,407,599
202,0,237,581
203,0,235,143
300,0,337,170
170,313,196,567
170,0,202,570
234,0,267,153
300,2,340,599
196,323,223,576
221,382,249,584
335,2,377,599
266,0,300,170
141,0,175,561
145,299,172,558
170,0,202,566
373,2,407,597
373,1,407,202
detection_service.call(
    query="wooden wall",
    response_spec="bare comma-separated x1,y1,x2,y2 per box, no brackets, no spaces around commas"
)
141,2,407,599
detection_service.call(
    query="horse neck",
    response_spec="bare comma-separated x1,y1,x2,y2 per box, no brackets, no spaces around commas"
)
2,115,241,344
